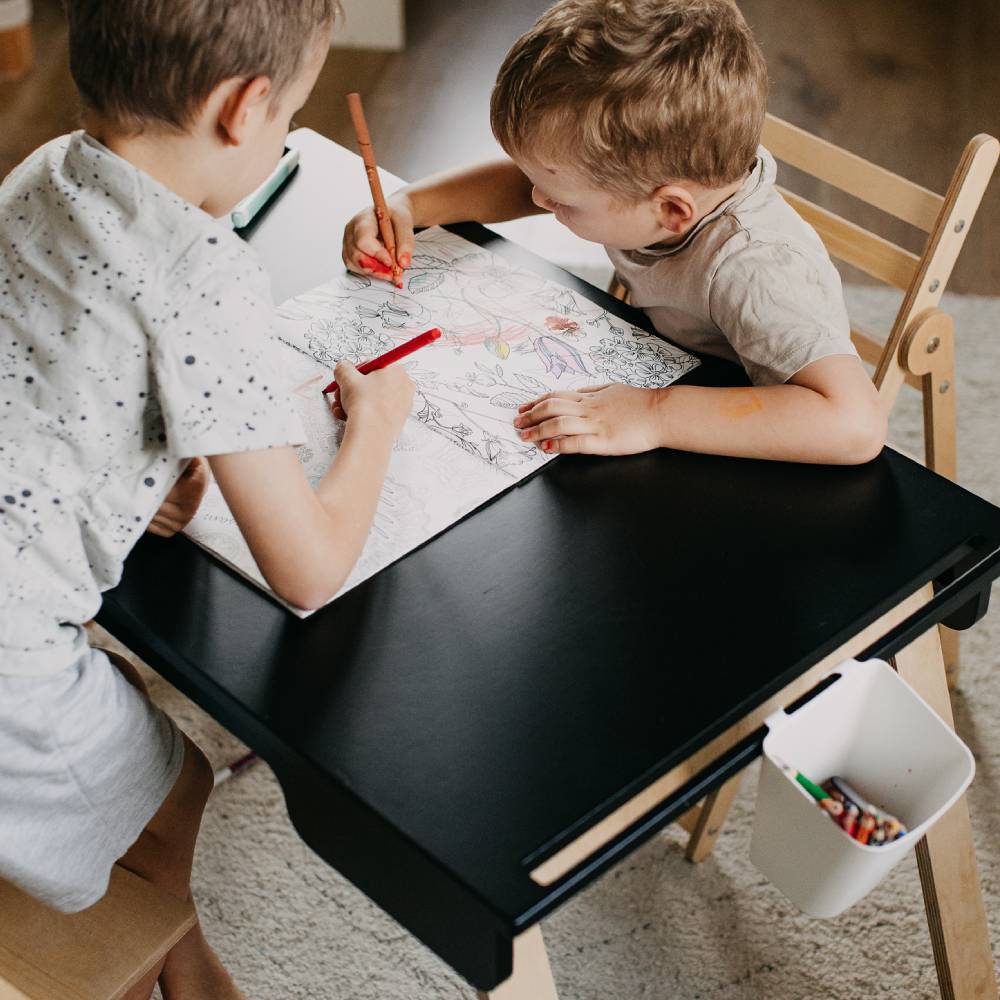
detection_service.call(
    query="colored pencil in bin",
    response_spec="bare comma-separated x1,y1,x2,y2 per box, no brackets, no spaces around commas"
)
770,755,830,801
839,802,860,838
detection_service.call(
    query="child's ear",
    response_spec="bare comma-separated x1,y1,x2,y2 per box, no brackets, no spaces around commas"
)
652,184,698,234
216,76,273,146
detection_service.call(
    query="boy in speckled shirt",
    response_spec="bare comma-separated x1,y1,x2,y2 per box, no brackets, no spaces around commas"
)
0,2,413,995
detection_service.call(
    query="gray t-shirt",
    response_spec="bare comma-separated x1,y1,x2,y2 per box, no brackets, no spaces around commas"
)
0,132,305,676
606,147,856,385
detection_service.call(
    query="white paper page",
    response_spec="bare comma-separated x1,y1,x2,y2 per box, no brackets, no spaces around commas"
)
183,227,699,615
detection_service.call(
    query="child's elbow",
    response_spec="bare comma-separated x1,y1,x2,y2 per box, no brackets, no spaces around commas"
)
271,567,348,612
284,587,337,614
836,402,888,465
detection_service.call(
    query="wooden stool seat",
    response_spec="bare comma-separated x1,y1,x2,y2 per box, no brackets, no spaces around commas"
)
0,865,195,1000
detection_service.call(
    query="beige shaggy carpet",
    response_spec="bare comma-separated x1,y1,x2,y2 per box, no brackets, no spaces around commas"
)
101,284,999,1000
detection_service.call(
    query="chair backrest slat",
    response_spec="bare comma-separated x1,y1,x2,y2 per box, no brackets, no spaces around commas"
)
874,133,999,392
777,187,919,290
763,114,944,232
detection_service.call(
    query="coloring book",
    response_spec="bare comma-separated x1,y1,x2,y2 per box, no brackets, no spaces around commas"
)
184,226,699,615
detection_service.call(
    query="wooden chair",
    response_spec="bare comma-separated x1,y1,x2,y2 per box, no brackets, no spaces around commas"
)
611,117,999,863
761,114,998,690
0,865,195,999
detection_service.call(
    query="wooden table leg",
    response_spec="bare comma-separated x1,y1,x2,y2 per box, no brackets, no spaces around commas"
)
940,624,961,690
684,772,744,863
476,926,558,1000
893,616,998,1000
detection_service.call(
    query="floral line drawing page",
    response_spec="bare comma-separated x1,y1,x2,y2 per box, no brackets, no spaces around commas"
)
277,227,699,477
184,226,699,615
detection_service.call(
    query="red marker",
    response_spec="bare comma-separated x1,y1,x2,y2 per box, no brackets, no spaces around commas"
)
322,327,442,395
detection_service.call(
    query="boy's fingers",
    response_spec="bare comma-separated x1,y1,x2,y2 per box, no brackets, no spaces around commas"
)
395,231,415,269
358,252,394,279
369,242,394,269
517,390,571,412
156,504,189,526
147,517,179,537
515,397,582,426
183,456,209,478
519,415,590,441
541,434,601,455
328,387,347,419
354,230,394,268
334,361,361,388
516,386,610,413
343,251,371,276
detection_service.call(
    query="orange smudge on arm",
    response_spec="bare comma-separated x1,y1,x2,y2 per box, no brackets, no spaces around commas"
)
718,388,765,420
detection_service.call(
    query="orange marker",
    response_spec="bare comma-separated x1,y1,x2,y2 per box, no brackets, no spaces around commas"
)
322,328,442,395
347,92,403,288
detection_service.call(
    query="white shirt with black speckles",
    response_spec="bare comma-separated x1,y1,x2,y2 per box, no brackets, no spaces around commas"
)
0,132,305,675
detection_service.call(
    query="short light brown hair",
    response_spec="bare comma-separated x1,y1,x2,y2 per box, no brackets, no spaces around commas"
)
64,0,340,133
491,0,768,197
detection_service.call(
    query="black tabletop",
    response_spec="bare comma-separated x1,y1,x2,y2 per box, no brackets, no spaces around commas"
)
100,224,1000,991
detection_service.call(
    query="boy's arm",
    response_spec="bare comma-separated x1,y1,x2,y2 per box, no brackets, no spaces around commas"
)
343,159,543,279
514,354,887,465
209,363,413,610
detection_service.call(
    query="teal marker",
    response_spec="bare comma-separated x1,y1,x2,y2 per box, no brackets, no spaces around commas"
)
230,146,301,230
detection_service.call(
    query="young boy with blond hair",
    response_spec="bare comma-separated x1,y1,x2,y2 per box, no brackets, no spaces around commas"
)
1,1,413,995
344,0,887,465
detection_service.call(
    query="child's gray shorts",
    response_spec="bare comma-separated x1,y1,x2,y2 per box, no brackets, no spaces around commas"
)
0,645,184,912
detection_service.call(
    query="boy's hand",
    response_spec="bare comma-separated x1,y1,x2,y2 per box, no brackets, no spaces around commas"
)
513,384,666,456
331,361,415,434
147,457,210,537
342,194,416,282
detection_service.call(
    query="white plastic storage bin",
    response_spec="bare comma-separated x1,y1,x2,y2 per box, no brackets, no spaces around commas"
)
750,658,974,918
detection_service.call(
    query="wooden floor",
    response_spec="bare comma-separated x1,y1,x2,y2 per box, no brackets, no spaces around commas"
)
2,0,997,292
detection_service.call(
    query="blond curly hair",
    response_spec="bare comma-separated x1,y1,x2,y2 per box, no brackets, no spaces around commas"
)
491,0,768,197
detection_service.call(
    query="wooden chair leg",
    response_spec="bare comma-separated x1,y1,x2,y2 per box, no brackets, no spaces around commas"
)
925,323,961,688
907,314,962,688
476,926,558,1000
893,614,998,1000
683,773,744,864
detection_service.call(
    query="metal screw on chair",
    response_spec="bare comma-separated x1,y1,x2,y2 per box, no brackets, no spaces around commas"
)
939,380,951,394
954,219,966,233
929,279,941,293
926,336,941,354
